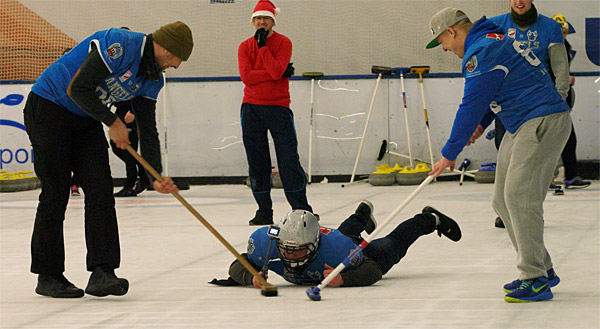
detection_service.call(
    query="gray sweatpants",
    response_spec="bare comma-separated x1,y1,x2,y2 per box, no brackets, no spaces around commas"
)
492,111,571,280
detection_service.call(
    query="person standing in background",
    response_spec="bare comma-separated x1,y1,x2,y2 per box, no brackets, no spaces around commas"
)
111,98,151,197
550,14,591,190
238,0,314,226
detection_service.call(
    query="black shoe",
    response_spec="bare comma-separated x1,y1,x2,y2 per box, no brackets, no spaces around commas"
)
422,206,461,242
85,267,129,297
134,179,150,195
355,200,377,234
35,274,84,298
495,217,505,228
249,213,273,226
114,187,137,197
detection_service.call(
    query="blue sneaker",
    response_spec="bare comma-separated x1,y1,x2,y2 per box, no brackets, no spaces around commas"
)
503,268,560,293
548,183,561,191
504,276,553,303
564,177,591,189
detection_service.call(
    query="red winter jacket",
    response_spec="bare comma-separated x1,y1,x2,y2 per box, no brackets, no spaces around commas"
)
238,31,292,108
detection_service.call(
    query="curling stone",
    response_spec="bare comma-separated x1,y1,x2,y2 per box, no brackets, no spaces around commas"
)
369,164,396,186
391,163,404,172
245,173,283,188
474,163,496,183
0,177,27,192
17,171,39,190
396,163,430,185
247,171,309,189
0,171,41,192
271,172,283,188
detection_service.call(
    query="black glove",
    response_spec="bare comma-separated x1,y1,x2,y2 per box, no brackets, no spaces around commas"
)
282,62,295,78
254,28,268,48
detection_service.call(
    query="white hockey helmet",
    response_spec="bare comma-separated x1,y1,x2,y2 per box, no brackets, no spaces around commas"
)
275,210,320,274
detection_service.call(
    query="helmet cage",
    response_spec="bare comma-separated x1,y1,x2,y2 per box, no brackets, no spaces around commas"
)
276,240,318,274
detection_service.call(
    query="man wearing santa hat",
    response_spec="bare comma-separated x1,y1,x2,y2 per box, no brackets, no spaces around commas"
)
238,0,314,226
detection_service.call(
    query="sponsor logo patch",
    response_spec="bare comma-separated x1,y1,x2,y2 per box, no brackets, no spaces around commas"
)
508,28,516,38
106,43,123,59
486,33,504,40
119,70,132,82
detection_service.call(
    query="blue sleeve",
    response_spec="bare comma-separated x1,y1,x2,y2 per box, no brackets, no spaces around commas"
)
441,69,504,160
479,109,497,130
246,227,276,268
546,18,565,45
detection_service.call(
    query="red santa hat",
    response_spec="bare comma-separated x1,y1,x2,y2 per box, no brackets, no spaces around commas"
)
250,0,280,24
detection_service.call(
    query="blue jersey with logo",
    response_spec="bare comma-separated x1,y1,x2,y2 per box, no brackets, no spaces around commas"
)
31,28,163,118
440,17,569,161
488,13,564,70
247,226,363,285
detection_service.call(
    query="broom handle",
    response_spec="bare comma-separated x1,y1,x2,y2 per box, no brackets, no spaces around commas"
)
124,145,273,289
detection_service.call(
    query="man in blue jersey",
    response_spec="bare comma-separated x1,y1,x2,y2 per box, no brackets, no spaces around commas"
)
23,22,193,298
426,8,571,302
217,201,461,288
489,0,573,228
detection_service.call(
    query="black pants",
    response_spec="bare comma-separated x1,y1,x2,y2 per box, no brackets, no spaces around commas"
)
496,119,578,180
24,92,120,274
241,103,312,217
560,123,578,181
110,103,148,188
337,212,436,275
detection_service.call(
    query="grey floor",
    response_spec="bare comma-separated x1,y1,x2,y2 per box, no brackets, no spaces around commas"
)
1,179,599,328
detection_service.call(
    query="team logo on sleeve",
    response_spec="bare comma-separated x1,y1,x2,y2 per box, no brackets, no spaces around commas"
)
508,28,516,38
106,43,123,59
466,55,478,73
247,238,255,254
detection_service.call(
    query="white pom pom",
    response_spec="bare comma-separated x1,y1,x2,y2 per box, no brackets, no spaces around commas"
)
274,7,281,15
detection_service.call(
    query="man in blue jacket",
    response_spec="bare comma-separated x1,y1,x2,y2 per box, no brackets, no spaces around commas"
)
24,22,193,298
426,8,570,302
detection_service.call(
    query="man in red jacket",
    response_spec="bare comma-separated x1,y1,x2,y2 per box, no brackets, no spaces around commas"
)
238,0,314,226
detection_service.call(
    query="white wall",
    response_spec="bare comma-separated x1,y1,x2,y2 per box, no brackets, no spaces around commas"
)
158,76,600,177
2,77,597,177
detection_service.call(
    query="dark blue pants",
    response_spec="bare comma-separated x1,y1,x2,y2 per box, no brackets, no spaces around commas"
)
337,212,436,275
241,103,312,217
24,92,121,274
